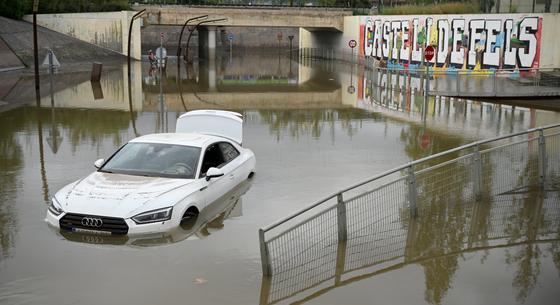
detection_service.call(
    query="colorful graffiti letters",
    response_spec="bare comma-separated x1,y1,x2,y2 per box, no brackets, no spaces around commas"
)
361,15,541,71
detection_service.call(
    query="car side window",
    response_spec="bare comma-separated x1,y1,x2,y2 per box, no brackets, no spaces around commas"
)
219,142,240,163
199,144,225,177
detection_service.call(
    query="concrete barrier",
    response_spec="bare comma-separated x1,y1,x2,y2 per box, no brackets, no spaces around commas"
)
23,11,141,60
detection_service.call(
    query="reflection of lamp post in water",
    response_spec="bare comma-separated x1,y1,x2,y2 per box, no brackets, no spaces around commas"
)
277,32,283,56
288,35,294,59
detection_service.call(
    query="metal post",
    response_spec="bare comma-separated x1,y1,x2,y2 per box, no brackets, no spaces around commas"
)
258,229,271,277
456,69,460,94
493,70,497,96
538,129,547,190
472,146,483,200
425,63,430,102
336,193,347,242
407,166,418,218
48,50,54,105
33,8,40,96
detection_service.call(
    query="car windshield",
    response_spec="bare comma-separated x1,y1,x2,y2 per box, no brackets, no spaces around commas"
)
100,142,200,179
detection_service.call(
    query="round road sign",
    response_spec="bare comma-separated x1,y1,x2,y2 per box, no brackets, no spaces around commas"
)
347,85,356,94
424,45,435,61
348,39,357,49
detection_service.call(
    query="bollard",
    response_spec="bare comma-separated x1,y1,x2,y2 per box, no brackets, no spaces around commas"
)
336,193,347,242
91,62,103,82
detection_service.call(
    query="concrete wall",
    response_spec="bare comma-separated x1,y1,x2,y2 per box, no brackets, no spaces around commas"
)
139,5,350,31
141,25,298,56
324,13,560,70
23,11,141,60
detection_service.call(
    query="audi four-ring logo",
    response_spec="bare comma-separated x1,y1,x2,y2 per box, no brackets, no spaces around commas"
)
81,217,103,227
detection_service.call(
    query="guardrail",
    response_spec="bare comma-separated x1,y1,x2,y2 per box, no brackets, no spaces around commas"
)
259,123,560,278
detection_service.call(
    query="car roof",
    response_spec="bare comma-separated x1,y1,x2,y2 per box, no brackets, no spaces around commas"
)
129,133,225,148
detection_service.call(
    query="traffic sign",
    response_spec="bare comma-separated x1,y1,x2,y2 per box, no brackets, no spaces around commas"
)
348,39,357,49
347,85,355,94
424,45,435,61
160,32,164,38
228,34,234,41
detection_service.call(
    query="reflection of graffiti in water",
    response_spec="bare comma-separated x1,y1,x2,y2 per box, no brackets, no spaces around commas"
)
259,126,560,305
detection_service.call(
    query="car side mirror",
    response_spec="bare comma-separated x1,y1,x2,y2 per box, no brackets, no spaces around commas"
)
94,158,105,169
206,167,224,181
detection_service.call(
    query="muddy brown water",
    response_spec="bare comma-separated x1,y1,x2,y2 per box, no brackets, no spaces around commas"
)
0,54,559,305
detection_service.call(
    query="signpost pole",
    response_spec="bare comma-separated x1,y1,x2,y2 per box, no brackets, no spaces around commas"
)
423,45,435,109
33,0,40,98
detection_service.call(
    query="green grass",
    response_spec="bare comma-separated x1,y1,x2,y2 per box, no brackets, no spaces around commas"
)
380,2,481,15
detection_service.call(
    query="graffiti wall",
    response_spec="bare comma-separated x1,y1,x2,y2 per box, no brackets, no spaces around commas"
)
359,14,542,71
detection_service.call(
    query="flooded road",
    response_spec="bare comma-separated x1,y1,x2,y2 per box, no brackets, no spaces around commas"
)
0,52,559,305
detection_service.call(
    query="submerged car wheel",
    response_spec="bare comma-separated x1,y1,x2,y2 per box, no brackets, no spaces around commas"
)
180,207,199,230
182,206,199,221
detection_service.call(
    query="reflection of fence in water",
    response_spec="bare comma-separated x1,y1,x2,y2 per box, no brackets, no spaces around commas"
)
260,125,560,305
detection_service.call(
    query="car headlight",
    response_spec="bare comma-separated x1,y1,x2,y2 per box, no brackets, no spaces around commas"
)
48,197,64,216
132,207,173,224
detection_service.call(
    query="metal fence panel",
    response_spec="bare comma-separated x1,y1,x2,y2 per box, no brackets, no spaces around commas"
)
343,177,409,272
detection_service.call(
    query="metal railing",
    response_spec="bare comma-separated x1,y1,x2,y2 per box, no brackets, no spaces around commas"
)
259,123,560,279
259,191,560,304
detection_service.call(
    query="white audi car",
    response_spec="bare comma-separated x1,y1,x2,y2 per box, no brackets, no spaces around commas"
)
46,110,256,236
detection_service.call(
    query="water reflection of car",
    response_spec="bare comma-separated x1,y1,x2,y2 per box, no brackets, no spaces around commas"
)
46,110,256,236
55,180,252,247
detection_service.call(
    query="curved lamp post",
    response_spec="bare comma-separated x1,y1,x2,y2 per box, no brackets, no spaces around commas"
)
127,9,146,77
177,15,208,58
184,18,228,63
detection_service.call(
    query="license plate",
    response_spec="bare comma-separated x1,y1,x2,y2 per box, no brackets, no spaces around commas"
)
73,228,112,235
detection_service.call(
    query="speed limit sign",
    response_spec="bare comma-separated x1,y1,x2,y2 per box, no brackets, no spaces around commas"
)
348,39,357,49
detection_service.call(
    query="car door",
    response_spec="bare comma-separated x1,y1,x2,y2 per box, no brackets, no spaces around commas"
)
199,142,228,207
218,142,243,185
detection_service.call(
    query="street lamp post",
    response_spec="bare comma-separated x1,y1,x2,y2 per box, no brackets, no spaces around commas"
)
33,0,40,98
184,18,228,63
177,15,208,58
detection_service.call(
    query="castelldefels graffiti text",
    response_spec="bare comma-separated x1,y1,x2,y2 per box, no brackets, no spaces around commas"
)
360,14,541,70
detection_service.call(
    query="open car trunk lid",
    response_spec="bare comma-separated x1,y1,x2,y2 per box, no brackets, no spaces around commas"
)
175,110,243,144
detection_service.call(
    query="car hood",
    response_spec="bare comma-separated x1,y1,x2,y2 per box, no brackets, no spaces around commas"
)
58,172,194,218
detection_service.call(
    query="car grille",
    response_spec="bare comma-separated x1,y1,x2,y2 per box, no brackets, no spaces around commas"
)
60,213,129,235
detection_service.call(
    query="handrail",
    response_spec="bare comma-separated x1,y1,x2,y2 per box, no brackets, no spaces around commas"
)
260,123,560,233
